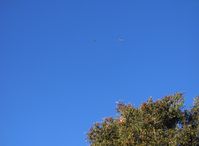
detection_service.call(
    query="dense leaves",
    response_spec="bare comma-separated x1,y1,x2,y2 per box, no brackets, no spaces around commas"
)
87,93,199,146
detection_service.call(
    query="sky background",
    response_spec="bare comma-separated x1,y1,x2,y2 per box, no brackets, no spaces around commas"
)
0,0,199,145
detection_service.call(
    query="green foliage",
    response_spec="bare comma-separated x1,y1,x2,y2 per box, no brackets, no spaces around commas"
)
87,93,199,146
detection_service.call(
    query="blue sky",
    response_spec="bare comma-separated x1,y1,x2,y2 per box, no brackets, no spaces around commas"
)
0,0,199,145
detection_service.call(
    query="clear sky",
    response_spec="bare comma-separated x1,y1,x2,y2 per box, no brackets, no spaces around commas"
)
0,0,199,145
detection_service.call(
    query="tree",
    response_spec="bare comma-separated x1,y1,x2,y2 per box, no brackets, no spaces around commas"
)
87,93,199,146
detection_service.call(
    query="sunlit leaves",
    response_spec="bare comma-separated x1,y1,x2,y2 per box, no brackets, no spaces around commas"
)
87,93,199,145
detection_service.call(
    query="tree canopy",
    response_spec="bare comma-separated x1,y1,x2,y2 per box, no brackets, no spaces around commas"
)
87,93,199,146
